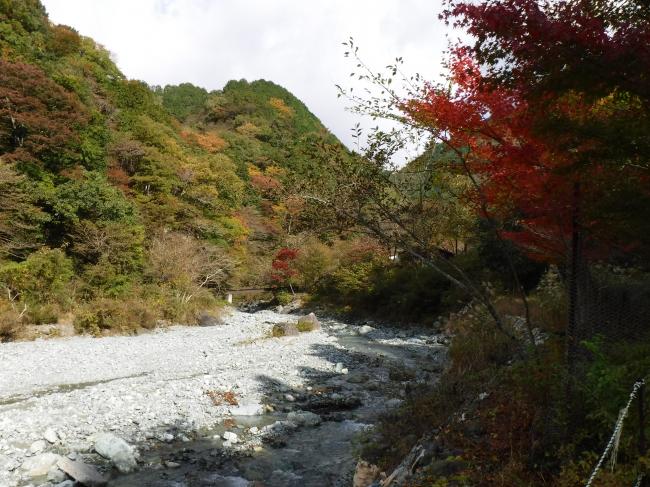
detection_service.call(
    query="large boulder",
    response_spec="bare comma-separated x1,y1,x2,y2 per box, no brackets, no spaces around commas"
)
271,322,299,337
296,313,321,332
94,432,137,473
57,457,107,487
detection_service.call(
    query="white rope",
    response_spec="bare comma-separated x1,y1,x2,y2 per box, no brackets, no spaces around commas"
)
585,380,645,487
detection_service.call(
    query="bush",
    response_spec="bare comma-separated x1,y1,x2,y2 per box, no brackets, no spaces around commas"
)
74,297,157,335
0,248,74,305
0,300,21,342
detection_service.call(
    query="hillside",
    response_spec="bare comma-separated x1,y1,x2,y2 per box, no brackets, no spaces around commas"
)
0,0,349,336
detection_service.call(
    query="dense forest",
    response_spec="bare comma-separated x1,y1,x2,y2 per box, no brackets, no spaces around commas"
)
2,0,650,485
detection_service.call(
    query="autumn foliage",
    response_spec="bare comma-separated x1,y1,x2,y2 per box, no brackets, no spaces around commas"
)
0,60,87,169
403,8,650,262
270,247,299,286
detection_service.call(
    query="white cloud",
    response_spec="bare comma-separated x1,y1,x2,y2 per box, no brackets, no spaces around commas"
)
41,0,450,151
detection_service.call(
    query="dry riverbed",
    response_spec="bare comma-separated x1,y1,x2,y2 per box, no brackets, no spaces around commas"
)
0,309,447,487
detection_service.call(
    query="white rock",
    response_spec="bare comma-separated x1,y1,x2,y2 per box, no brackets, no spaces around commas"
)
94,432,137,473
164,461,181,468
29,439,47,453
43,428,58,444
222,431,238,443
284,394,296,402
358,325,375,335
229,403,265,416
249,426,259,435
21,453,62,477
47,465,67,483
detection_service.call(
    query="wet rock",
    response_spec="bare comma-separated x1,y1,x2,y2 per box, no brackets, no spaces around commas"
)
54,481,75,487
335,362,345,373
347,372,370,384
164,460,181,468
94,432,137,473
389,367,416,382
207,475,251,486
358,325,375,335
385,398,403,408
21,453,62,477
57,457,107,487
287,410,321,427
305,395,362,412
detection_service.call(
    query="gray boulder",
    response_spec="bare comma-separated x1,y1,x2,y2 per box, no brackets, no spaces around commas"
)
197,312,223,327
94,432,137,473
287,410,321,427
57,457,107,487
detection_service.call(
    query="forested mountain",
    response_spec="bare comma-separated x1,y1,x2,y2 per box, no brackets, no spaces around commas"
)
0,0,349,334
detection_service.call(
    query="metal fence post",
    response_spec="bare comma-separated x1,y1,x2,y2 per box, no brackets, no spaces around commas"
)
640,380,647,487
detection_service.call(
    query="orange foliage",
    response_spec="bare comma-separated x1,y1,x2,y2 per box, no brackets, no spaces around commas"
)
268,97,293,117
107,165,130,191
180,130,227,153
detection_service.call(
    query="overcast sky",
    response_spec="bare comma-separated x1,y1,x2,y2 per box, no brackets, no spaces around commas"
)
41,0,450,151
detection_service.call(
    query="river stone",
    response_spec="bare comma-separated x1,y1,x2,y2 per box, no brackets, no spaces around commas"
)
21,453,62,477
57,457,107,487
208,475,250,487
30,439,47,453
197,312,222,327
222,431,238,443
47,465,67,483
347,372,369,384
358,325,375,335
55,481,75,487
43,428,59,444
287,410,321,427
94,432,137,473
229,402,264,416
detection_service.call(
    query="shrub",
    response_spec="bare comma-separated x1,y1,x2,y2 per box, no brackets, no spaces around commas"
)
74,297,157,335
0,300,21,342
0,248,74,305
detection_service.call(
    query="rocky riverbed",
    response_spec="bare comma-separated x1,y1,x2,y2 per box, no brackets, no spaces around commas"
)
0,309,447,487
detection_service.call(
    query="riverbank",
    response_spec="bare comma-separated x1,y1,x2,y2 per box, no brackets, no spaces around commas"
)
0,309,446,486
